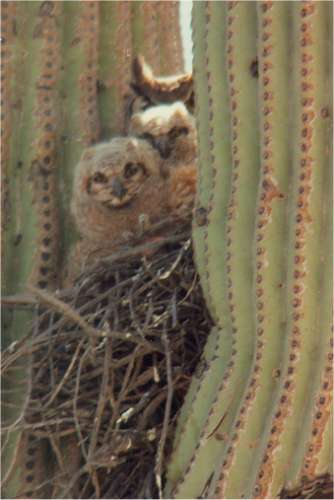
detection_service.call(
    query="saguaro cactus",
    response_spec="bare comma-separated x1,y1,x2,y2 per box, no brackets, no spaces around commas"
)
2,2,184,497
166,1,332,498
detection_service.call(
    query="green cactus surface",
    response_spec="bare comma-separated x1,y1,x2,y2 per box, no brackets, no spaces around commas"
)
166,2,333,499
1,2,184,498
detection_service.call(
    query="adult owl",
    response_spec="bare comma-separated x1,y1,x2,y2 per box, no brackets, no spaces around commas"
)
129,101,197,174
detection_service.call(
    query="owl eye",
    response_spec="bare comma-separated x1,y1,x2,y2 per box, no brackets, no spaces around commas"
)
92,172,108,184
168,126,189,139
168,127,178,139
124,162,145,178
140,132,156,148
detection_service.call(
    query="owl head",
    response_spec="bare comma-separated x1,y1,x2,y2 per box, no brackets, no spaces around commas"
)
129,102,197,166
74,137,163,209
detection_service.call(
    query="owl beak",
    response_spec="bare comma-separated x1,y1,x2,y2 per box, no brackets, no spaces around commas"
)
111,176,127,199
155,137,172,159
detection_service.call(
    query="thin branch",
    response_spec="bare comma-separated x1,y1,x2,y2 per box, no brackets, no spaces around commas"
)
26,284,101,343
155,328,173,499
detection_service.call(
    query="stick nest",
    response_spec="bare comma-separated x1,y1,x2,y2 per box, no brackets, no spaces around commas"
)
3,228,212,499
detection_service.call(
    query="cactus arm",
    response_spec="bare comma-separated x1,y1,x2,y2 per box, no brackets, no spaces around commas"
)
29,0,63,291
96,1,118,140
59,1,89,251
1,1,14,273
165,5,233,497
3,3,64,495
214,3,293,497
98,2,132,139
3,2,187,497
287,39,333,485
167,2,332,498
164,1,184,74
78,1,100,147
289,279,333,487
4,1,43,298
164,6,241,475
19,3,64,497
191,1,214,312
204,0,233,331
311,402,333,479
2,0,15,289
132,2,184,76
156,1,184,74
2,3,41,494
168,3,261,496
170,327,220,445
165,326,231,496
252,2,333,497
130,1,145,54
133,2,161,73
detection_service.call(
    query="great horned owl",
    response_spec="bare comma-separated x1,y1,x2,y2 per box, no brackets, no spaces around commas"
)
129,101,197,174
69,136,197,277
131,55,194,113
124,55,195,132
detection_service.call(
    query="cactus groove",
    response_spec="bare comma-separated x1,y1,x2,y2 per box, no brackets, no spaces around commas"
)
166,1,333,498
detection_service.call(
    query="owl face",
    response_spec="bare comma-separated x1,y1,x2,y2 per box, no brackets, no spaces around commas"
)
129,102,197,164
77,138,161,209
87,161,148,208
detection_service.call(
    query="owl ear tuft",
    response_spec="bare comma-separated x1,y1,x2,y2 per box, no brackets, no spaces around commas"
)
132,54,153,86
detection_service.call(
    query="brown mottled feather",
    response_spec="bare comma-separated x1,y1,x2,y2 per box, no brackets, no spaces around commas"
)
67,136,197,281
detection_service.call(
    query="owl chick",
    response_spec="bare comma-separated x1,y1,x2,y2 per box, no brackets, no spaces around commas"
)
68,136,197,280
129,101,197,175
71,137,169,247
131,55,194,113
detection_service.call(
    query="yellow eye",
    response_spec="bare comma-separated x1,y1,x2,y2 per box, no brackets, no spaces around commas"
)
92,172,108,184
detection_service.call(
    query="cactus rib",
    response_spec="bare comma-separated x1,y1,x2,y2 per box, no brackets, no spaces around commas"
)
165,326,231,497
287,70,333,486
1,1,14,273
169,2,260,496
29,0,62,291
253,2,332,497
79,1,100,147
140,1,161,74
169,327,220,447
215,3,292,497
191,0,215,315
156,1,184,75
167,2,332,498
59,2,90,252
